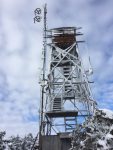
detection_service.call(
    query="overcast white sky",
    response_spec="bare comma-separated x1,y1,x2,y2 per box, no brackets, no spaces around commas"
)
0,0,113,137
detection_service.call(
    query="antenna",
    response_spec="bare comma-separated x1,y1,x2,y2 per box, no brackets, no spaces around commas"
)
34,8,42,23
88,56,93,75
42,3,47,79
85,43,93,75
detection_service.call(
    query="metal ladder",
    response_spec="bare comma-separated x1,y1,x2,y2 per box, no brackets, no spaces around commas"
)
53,97,62,111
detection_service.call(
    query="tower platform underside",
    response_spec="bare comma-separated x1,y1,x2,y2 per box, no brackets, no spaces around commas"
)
46,110,78,118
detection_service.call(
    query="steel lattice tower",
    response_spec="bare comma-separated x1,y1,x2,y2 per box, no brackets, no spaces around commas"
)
38,4,96,150
39,27,94,134
42,27,95,134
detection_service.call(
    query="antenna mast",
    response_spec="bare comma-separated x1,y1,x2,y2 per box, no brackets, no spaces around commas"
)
43,3,47,79
39,4,47,150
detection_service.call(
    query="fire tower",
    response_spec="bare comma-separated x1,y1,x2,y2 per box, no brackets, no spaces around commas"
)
38,4,96,150
41,27,95,134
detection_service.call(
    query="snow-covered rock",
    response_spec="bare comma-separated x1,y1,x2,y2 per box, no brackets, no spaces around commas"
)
99,109,113,120
70,109,113,150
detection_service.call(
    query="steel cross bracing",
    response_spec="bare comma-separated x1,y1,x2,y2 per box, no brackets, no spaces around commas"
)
41,27,95,135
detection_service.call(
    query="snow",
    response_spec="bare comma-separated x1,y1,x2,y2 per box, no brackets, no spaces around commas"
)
0,132,36,150
106,133,113,139
100,109,113,119
97,139,107,150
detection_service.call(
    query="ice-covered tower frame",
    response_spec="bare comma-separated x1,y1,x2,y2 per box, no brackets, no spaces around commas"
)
40,27,95,135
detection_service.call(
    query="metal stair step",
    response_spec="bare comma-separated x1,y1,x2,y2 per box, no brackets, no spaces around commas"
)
54,102,61,104
53,104,61,106
53,106,61,108
53,104,61,105
53,97,62,111
65,118,76,121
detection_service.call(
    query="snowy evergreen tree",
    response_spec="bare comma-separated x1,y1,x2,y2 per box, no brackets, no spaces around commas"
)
21,133,34,150
8,135,22,150
0,131,6,150
0,133,35,150
70,109,113,150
